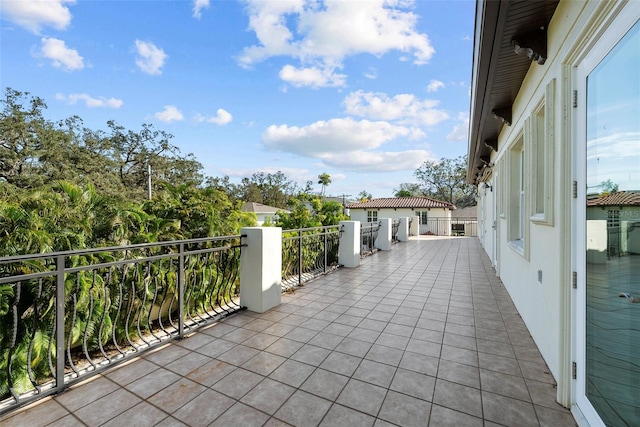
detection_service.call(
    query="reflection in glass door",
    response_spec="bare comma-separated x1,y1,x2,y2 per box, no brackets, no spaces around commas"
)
585,19,640,426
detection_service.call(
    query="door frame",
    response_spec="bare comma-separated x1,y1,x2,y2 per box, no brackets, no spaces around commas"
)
572,2,640,424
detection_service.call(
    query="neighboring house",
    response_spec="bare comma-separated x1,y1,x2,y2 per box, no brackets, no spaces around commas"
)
347,196,456,235
240,202,288,226
586,191,640,263
468,1,639,425
450,205,479,237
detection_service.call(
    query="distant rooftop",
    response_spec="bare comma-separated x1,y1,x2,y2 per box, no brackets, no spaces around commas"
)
347,197,455,210
240,202,287,214
586,191,640,207
451,206,478,218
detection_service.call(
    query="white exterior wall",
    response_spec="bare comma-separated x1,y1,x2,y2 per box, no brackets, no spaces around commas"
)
474,0,594,390
349,207,451,223
472,0,640,418
256,213,278,226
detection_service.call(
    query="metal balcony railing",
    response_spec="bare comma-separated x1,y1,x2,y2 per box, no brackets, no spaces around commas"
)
418,217,478,237
392,219,401,243
361,222,380,258
0,236,244,415
281,225,342,290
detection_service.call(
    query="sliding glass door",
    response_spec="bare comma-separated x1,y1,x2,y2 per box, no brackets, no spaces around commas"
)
583,16,640,427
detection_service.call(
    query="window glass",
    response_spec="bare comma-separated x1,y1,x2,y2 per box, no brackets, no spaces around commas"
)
585,18,640,427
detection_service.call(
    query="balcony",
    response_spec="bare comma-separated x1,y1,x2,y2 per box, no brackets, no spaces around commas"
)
0,236,575,426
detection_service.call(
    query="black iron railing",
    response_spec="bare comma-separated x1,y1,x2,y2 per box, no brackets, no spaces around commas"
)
418,217,478,237
361,222,380,258
0,236,244,414
392,219,400,243
281,226,342,290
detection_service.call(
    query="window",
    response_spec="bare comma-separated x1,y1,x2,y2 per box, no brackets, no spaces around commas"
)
498,159,506,218
508,134,528,257
367,210,378,222
415,211,428,224
531,79,555,225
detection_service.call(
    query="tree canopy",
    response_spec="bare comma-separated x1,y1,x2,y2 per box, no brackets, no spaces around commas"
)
406,155,476,207
317,173,331,197
0,87,354,254
0,88,203,200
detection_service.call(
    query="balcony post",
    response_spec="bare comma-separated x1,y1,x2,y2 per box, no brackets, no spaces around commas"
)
410,215,420,236
398,217,410,241
375,218,393,251
240,227,282,313
338,221,360,268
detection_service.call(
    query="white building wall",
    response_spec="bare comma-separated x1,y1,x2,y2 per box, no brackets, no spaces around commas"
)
349,207,450,223
474,0,595,384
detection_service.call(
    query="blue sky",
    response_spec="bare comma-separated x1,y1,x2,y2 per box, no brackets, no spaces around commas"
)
1,0,475,198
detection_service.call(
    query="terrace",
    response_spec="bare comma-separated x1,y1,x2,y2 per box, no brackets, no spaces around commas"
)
0,236,575,427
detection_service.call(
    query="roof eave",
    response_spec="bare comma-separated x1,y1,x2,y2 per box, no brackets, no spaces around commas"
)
467,0,505,184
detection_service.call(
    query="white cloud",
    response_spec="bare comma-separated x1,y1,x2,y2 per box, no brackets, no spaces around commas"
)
320,150,433,172
343,90,448,126
55,93,123,108
447,112,469,142
36,37,84,71
263,117,419,157
238,0,434,85
154,105,183,122
193,0,210,19
364,68,378,80
194,108,233,125
134,40,168,75
1,0,74,34
261,117,430,172
279,64,346,88
427,79,445,93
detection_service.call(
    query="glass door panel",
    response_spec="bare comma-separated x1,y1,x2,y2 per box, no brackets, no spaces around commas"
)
586,19,640,426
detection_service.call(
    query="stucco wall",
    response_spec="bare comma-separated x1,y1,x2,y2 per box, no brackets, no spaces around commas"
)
473,0,598,382
349,207,451,223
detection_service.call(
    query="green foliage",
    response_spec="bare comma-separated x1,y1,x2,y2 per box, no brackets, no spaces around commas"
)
393,183,425,197
276,197,347,229
317,172,331,197
413,155,476,207
0,88,203,201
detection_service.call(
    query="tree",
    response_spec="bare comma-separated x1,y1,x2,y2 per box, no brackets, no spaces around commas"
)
393,183,424,197
358,190,372,202
600,179,619,194
318,173,331,198
414,155,476,207
0,88,50,188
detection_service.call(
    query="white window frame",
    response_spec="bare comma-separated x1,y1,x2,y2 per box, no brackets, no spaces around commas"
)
507,133,529,258
367,210,378,223
531,79,555,226
415,210,428,225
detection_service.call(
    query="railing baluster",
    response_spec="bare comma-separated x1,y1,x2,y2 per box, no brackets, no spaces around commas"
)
178,242,185,339
323,230,328,274
298,230,302,286
55,254,65,394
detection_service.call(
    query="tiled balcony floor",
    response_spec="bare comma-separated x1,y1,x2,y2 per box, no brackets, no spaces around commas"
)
1,237,576,427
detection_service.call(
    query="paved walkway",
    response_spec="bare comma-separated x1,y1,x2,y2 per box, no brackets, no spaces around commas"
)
1,237,575,427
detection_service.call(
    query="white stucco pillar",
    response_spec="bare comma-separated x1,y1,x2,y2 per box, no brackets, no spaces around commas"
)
338,221,360,268
375,218,392,251
409,216,420,236
398,217,410,241
240,227,282,313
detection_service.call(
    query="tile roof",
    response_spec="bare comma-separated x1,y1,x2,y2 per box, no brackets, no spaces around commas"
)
587,191,640,207
450,206,478,219
347,197,455,210
240,202,287,214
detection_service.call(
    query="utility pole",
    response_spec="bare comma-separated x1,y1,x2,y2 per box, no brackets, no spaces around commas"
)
339,194,352,215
